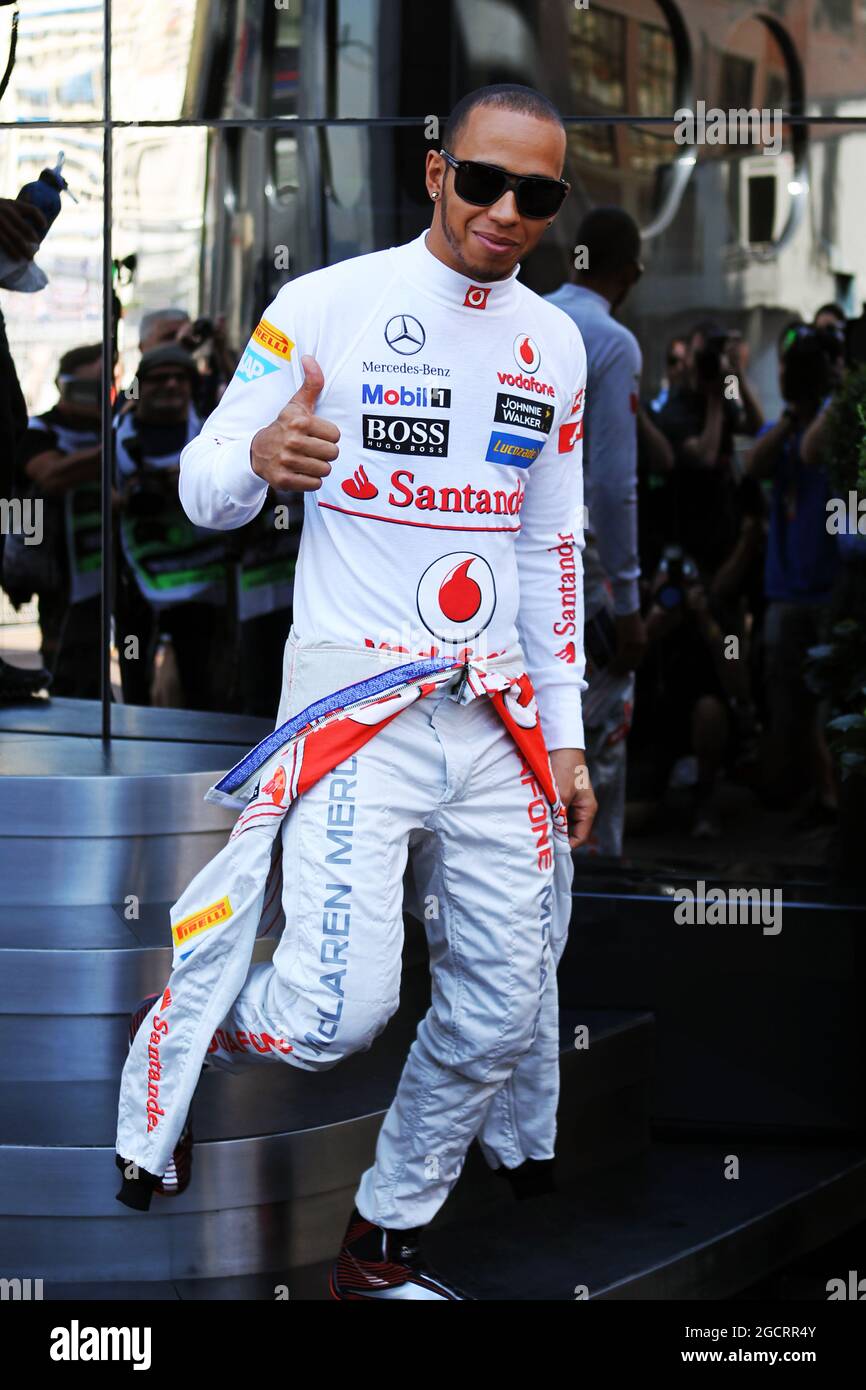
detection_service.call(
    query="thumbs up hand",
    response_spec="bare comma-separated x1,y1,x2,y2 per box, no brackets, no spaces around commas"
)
250,354,340,492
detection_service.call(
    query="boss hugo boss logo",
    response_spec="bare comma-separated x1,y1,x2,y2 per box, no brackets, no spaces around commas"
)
362,383,451,409
362,414,449,455
493,393,553,435
384,314,426,355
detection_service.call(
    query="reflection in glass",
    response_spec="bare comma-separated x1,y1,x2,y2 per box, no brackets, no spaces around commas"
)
0,99,103,698
0,0,104,121
111,0,202,123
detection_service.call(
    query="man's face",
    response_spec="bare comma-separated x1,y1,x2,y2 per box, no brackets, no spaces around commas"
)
426,105,567,282
58,357,101,420
137,367,192,423
814,310,844,333
667,340,687,387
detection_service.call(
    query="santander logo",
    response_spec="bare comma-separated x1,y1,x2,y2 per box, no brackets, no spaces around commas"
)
262,764,287,805
513,334,541,372
343,465,378,500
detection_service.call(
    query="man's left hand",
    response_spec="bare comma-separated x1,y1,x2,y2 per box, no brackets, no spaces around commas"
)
549,748,597,850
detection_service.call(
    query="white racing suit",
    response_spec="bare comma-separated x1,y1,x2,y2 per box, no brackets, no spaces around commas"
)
117,230,590,1228
116,636,574,1227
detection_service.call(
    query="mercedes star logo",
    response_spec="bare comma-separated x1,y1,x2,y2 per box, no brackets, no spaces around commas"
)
384,314,426,355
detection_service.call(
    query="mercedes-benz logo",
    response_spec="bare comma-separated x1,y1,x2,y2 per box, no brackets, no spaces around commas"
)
384,314,426,355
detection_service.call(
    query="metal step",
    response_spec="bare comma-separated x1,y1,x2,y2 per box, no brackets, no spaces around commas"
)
34,1141,866,1300
0,1007,654,1279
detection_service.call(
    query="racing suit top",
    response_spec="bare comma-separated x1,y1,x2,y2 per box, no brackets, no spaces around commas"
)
544,282,641,620
180,230,588,749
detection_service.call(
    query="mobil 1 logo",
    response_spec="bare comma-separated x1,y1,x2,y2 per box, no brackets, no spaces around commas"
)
362,415,450,456
493,393,554,435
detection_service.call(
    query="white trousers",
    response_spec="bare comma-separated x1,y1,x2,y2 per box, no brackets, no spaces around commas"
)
208,633,574,1228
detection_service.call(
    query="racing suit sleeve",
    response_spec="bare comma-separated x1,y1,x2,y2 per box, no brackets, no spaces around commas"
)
588,334,642,616
179,290,305,530
515,337,588,752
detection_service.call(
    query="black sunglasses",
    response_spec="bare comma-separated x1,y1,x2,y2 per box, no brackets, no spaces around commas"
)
439,148,570,219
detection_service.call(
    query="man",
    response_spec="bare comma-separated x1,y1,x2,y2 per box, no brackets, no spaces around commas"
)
654,319,763,577
0,194,52,699
650,336,687,413
15,344,102,696
745,323,839,820
114,345,229,709
546,208,645,857
115,84,596,1299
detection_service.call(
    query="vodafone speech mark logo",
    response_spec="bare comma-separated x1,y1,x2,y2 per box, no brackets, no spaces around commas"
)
416,553,496,642
514,334,541,373
464,285,490,310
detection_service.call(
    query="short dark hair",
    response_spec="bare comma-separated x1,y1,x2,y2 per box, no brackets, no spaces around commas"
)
443,83,565,152
58,343,102,376
575,206,641,277
813,302,846,325
689,318,726,345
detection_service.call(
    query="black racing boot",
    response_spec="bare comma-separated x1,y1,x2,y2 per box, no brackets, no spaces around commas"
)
329,1207,473,1300
493,1156,557,1200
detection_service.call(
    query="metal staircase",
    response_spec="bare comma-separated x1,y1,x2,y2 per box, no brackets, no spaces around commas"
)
1,698,864,1299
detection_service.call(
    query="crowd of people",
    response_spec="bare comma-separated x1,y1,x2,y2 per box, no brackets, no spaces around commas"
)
0,293,303,716
550,208,856,850
0,195,860,849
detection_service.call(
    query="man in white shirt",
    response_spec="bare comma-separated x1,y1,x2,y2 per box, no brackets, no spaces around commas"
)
115,83,596,1299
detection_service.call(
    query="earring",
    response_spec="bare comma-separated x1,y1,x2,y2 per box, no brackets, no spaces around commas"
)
431,190,439,200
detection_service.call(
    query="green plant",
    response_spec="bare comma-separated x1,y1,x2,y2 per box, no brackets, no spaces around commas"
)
805,619,866,780
824,363,866,498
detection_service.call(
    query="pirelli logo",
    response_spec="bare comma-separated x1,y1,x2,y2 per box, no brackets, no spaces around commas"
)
172,895,233,948
252,318,294,361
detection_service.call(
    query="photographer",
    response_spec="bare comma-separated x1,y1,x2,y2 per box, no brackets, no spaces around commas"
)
138,307,237,417
744,321,840,819
8,344,102,696
636,544,743,838
114,346,229,709
655,320,763,577
0,194,52,698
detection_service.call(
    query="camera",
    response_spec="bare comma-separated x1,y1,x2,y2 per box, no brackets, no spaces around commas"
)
780,323,844,402
656,545,699,611
180,317,214,351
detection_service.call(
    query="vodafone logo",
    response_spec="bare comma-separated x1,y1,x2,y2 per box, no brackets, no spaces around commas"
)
513,334,541,373
416,553,496,642
464,285,490,310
